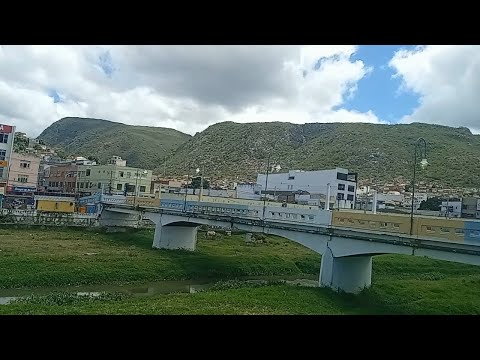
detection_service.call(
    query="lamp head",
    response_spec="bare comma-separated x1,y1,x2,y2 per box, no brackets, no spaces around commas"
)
420,158,429,169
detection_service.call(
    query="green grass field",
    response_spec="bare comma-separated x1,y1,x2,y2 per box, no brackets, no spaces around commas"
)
1,226,480,314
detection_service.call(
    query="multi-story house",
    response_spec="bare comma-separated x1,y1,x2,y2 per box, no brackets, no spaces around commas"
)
6,152,41,195
76,157,152,196
0,123,15,192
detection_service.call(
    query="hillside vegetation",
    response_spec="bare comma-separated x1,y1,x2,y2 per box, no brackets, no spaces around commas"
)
37,117,191,170
163,122,480,187
38,118,480,187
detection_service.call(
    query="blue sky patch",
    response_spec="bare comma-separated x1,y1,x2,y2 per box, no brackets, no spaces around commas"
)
342,45,420,123
98,50,116,77
48,89,62,103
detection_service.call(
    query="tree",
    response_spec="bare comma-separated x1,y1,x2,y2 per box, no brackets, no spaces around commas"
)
418,197,444,211
13,135,29,152
190,176,210,189
56,149,67,159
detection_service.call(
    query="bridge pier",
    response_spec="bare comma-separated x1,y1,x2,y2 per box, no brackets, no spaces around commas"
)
152,223,199,251
319,247,372,294
99,209,141,228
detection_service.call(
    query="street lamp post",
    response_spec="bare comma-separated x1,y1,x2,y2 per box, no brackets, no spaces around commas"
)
410,137,428,235
197,165,205,202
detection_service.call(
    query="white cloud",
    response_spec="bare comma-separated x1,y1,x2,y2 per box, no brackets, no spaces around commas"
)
389,45,480,133
0,45,382,137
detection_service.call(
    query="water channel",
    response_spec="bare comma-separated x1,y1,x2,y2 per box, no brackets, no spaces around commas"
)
0,275,319,305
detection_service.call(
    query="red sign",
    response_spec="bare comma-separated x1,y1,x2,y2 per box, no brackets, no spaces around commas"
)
0,124,13,133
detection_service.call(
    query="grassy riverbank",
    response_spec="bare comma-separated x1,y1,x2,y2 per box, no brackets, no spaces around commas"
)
0,227,320,288
1,227,480,314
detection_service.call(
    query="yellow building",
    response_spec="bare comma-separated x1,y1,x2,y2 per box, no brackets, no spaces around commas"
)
35,195,75,213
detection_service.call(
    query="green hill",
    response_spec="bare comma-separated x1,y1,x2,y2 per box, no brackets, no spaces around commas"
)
38,118,480,188
37,117,191,170
162,122,480,188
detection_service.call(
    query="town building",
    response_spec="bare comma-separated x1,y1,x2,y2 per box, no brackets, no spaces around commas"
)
440,200,462,218
236,183,261,200
76,159,152,196
151,177,183,194
256,168,358,209
44,163,79,194
402,193,428,210
0,123,15,192
461,197,480,219
107,156,126,167
6,152,40,195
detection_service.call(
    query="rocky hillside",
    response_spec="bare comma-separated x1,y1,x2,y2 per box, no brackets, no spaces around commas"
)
38,117,191,170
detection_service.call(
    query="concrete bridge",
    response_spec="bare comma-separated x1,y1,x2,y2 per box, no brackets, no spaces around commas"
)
99,200,480,294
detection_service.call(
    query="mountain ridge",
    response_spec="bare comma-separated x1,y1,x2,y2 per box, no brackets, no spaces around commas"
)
38,117,480,188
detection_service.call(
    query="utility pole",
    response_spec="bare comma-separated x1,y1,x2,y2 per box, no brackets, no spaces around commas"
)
183,162,191,212
262,156,270,220
198,165,205,202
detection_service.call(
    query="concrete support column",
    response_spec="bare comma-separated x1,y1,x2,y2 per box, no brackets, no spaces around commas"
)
99,210,141,228
319,247,372,294
372,190,377,214
152,223,198,250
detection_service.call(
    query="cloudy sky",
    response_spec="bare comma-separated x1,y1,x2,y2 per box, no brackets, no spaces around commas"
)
0,45,478,137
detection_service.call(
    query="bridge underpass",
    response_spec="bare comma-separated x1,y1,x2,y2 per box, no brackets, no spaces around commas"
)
100,206,480,294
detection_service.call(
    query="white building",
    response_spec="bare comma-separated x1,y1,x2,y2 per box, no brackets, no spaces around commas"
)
256,168,358,209
403,193,428,210
0,123,16,191
236,183,261,200
440,201,462,218
107,156,127,167
73,156,97,166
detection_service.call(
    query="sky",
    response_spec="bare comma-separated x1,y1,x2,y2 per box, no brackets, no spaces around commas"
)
0,45,479,137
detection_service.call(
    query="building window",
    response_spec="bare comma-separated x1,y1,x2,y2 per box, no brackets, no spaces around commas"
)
337,193,344,200
139,186,146,193
0,133,8,143
336,172,347,181
347,194,354,201
338,184,345,191
348,185,355,192
17,175,28,183
127,172,131,178
0,168,3,178
86,169,91,176
80,182,84,188
119,171,124,177
117,183,122,190
0,149,6,161
288,176,295,180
